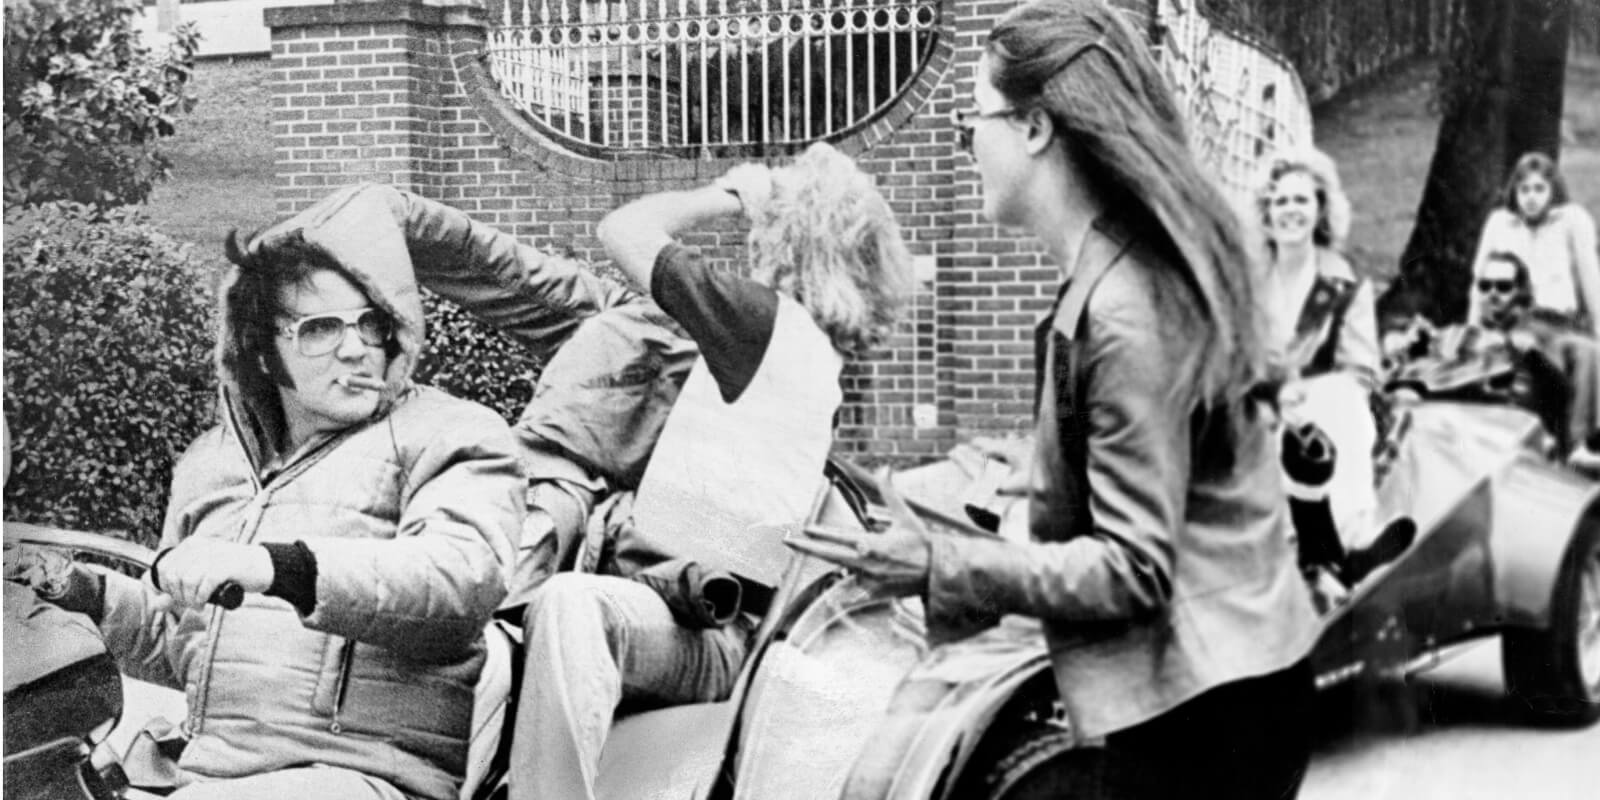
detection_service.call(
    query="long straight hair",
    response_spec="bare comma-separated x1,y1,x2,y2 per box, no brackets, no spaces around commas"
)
987,0,1272,409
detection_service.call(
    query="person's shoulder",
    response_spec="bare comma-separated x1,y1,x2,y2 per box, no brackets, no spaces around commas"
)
174,424,230,469
1484,207,1520,231
394,386,511,430
1314,247,1357,282
1089,243,1196,320
1553,202,1597,231
170,424,245,498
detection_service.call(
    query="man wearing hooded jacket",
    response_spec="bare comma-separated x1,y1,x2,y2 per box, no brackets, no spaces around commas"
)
26,185,594,800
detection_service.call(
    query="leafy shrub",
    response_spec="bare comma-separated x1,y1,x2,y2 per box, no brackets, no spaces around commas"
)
3,0,199,209
3,202,217,545
415,290,542,425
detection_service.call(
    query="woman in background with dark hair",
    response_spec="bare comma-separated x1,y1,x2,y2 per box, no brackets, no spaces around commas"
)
792,1,1317,798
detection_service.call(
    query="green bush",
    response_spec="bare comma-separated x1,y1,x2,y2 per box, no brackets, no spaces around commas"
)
4,0,199,209
415,290,542,425
3,203,217,545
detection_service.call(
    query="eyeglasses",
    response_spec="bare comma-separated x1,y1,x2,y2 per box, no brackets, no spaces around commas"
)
278,307,393,357
1476,279,1518,295
952,106,1022,154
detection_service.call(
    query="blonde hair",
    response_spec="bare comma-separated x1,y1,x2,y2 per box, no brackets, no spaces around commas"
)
1256,147,1351,252
746,143,914,356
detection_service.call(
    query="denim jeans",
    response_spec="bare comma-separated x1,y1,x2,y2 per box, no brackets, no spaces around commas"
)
507,572,751,800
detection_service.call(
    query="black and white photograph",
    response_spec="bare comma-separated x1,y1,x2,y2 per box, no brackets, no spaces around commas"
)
3,0,1598,798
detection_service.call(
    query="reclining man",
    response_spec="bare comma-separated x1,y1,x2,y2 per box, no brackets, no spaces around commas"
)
504,143,913,800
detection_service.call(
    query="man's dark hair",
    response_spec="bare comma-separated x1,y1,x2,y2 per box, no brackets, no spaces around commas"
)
219,226,388,441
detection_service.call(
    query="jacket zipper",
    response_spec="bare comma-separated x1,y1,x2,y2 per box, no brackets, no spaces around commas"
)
328,640,357,734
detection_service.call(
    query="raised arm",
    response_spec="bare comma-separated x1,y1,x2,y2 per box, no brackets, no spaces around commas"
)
596,165,768,291
251,183,636,363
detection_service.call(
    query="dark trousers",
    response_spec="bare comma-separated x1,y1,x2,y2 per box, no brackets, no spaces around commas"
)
1055,659,1315,800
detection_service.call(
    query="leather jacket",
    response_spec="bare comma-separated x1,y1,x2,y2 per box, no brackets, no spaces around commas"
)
925,220,1317,737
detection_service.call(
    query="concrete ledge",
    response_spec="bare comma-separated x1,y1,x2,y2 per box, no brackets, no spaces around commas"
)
266,1,485,30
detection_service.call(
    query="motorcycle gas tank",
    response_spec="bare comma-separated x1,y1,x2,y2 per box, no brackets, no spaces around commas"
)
3,581,123,800
4,581,121,754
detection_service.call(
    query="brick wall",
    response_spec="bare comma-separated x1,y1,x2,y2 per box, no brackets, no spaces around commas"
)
264,0,1125,462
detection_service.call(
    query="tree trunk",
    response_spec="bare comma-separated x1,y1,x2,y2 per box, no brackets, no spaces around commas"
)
1382,0,1572,325
1506,0,1571,167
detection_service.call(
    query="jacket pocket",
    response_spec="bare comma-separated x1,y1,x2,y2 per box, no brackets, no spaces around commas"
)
310,636,355,717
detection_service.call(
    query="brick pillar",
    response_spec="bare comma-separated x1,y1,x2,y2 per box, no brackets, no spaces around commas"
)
265,1,485,214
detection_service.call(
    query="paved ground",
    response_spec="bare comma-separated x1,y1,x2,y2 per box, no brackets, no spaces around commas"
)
1302,638,1600,799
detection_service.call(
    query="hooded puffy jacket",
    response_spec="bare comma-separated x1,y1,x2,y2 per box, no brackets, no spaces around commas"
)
95,185,533,800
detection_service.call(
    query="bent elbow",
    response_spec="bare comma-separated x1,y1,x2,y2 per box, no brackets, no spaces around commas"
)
1120,553,1173,619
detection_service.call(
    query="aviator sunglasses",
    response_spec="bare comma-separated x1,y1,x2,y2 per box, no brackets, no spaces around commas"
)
278,307,394,357
1476,279,1518,295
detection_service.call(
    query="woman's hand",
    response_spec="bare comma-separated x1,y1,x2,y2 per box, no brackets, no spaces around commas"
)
968,435,1033,495
714,163,775,219
150,539,273,611
785,468,932,597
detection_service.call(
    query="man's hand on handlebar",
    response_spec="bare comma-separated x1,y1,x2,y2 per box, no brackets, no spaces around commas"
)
150,539,272,612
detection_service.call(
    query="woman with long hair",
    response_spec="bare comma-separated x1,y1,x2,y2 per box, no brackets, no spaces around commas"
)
792,2,1316,797
1256,148,1392,578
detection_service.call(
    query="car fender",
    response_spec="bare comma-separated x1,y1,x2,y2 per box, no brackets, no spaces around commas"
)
840,620,1054,800
1490,454,1600,629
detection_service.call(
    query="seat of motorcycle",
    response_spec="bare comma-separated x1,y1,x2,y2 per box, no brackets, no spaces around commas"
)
595,700,736,800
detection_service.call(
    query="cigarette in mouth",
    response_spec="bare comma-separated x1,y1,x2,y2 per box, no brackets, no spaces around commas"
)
336,375,385,391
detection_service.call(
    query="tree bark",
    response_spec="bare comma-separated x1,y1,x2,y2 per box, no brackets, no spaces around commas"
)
1382,0,1572,325
1506,0,1571,166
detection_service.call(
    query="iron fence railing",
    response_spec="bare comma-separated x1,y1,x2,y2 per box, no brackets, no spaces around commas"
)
486,0,941,158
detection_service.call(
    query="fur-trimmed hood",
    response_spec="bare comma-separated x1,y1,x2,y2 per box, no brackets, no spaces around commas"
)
217,185,426,467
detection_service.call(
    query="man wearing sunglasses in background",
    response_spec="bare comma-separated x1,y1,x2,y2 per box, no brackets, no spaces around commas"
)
1390,251,1576,463
22,186,536,800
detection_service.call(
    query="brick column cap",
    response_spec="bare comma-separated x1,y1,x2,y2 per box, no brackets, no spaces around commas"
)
265,0,485,30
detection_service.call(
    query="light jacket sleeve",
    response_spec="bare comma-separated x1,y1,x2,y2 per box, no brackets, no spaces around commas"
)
380,187,637,363
924,276,1186,637
95,571,183,689
258,183,636,362
299,402,522,660
95,441,216,689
